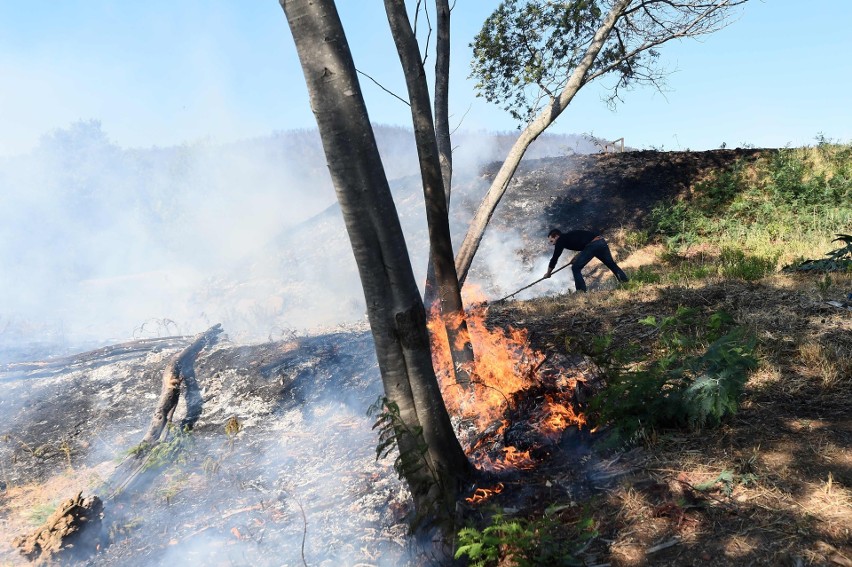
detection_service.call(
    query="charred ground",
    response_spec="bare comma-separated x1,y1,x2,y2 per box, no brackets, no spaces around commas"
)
1,149,849,566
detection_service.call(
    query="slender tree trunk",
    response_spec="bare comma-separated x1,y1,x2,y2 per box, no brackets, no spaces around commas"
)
384,0,474,386
422,0,453,310
434,0,453,195
280,0,472,513
454,0,631,286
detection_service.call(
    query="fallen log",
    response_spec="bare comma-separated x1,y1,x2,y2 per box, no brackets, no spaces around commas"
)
142,323,223,444
12,325,224,564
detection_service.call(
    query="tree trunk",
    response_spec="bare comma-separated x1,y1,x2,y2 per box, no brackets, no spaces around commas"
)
434,0,452,196
422,0,453,311
384,0,475,387
280,0,472,515
454,0,631,286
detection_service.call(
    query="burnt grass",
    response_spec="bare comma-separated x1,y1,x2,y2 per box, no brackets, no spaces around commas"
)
1,149,850,566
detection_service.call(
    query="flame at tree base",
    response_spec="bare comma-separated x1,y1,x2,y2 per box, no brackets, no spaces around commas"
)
427,287,586,473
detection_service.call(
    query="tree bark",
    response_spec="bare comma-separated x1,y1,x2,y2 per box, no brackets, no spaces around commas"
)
454,0,632,286
280,0,472,515
384,0,475,387
434,0,452,195
422,0,453,311
12,492,103,564
142,324,223,444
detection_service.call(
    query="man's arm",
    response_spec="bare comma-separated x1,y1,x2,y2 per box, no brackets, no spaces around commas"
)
544,244,564,278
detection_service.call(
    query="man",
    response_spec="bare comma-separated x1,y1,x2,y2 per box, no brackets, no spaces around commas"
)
544,229,629,292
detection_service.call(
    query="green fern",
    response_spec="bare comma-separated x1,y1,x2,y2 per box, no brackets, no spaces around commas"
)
455,512,591,567
367,396,448,531
590,311,757,440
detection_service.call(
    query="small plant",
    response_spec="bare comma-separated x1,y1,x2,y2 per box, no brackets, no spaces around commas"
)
144,426,194,471
455,510,595,566
694,468,758,496
589,309,758,442
368,397,449,531
224,415,242,449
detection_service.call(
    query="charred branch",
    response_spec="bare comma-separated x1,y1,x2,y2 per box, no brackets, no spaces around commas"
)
142,324,223,444
107,324,222,500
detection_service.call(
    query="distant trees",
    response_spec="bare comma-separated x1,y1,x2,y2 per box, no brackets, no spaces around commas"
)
279,0,473,517
454,0,749,285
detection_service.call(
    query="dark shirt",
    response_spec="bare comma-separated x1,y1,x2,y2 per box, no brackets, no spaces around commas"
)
549,230,598,270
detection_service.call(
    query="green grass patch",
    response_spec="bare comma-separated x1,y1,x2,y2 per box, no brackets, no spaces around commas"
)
648,141,852,268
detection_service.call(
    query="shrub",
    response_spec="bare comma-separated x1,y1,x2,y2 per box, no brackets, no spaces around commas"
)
588,310,758,442
455,511,595,567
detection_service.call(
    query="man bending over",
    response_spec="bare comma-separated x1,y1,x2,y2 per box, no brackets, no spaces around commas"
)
544,228,629,292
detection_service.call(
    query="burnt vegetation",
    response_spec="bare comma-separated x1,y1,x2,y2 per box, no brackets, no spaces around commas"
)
2,143,851,566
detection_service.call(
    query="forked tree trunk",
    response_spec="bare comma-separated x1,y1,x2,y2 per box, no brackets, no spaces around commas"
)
454,0,631,286
384,0,475,387
279,0,472,515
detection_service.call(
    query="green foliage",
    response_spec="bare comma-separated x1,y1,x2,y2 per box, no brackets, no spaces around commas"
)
784,233,852,273
718,247,778,281
621,229,652,251
144,426,194,471
471,0,607,123
589,310,757,441
648,143,852,265
694,470,735,496
369,397,430,480
455,511,595,567
471,1,739,123
623,265,662,287
368,397,448,531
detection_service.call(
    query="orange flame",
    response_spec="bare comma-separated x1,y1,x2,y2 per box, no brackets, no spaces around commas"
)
464,482,505,505
427,285,585,471
428,286,543,429
538,394,586,441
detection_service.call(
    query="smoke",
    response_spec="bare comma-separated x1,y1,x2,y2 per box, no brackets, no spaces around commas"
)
0,121,337,360
0,120,589,363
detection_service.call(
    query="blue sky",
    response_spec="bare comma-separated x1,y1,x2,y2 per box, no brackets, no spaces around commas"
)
1,0,850,157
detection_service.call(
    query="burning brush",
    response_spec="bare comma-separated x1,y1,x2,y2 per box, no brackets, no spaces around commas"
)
427,288,587,477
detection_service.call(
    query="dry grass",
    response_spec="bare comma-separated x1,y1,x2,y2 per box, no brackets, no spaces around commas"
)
487,266,852,566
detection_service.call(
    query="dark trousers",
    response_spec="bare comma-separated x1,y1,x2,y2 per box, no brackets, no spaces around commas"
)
571,238,629,292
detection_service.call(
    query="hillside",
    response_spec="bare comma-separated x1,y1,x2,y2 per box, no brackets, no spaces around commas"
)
1,147,850,566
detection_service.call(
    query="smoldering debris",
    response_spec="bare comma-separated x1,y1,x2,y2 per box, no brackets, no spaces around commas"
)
12,492,104,565
0,328,426,567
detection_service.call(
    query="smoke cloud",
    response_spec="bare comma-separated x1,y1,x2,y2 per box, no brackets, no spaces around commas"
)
0,121,591,363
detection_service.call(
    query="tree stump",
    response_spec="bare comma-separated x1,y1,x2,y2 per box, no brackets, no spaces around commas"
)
12,492,104,564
